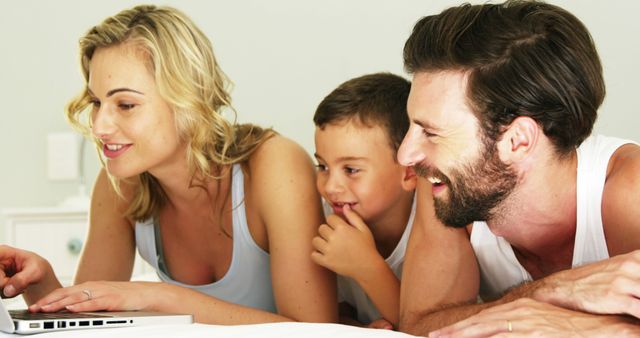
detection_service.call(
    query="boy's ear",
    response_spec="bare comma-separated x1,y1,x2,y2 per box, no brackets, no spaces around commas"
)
401,165,418,192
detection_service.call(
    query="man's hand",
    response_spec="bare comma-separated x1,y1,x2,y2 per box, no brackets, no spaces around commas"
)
429,298,640,338
533,250,640,318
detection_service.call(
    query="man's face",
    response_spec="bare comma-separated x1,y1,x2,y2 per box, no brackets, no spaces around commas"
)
397,71,517,227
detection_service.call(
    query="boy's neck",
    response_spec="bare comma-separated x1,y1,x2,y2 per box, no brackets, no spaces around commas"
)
369,190,415,258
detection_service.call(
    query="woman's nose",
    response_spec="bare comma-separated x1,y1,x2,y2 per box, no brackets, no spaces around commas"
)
91,105,115,140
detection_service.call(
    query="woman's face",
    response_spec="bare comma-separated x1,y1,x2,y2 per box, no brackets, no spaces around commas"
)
89,44,186,179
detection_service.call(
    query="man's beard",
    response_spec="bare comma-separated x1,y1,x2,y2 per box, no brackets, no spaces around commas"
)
415,139,518,228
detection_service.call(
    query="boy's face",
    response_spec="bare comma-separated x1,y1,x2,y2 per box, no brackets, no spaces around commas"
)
314,120,410,224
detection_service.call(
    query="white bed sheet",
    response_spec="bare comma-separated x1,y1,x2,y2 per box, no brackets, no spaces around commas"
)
0,322,423,338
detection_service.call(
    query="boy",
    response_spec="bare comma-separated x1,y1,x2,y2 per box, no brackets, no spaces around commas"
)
311,73,415,329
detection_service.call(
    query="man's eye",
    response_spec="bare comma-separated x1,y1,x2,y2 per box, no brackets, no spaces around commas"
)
422,129,437,138
315,164,327,172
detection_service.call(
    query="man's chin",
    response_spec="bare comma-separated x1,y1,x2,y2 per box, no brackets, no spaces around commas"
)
433,201,473,228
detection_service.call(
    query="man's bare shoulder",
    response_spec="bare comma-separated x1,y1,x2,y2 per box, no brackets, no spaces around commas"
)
602,142,640,255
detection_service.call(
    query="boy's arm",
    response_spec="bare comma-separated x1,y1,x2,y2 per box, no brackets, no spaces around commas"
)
312,205,400,327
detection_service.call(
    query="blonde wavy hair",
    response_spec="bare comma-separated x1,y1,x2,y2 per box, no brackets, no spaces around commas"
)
66,5,274,221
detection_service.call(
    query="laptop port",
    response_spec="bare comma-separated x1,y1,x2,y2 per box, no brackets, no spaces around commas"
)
43,321,54,329
79,321,90,326
29,323,40,329
57,321,66,328
106,320,127,324
69,322,76,327
92,320,103,326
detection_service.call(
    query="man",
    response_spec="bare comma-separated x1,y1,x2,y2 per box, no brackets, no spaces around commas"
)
397,1,640,336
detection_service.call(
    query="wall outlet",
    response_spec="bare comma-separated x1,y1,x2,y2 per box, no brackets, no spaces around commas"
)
47,132,79,181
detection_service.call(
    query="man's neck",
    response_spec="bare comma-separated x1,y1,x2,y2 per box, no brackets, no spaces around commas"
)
488,150,579,278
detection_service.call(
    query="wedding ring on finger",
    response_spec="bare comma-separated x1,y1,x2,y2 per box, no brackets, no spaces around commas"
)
82,289,92,301
507,320,513,332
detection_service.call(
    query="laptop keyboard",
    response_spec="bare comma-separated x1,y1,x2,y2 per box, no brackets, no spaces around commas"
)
9,310,111,320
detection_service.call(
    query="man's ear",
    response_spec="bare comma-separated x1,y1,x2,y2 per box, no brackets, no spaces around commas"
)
401,165,418,191
496,116,539,164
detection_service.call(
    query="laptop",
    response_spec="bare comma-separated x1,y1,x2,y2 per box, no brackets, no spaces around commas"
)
0,299,193,334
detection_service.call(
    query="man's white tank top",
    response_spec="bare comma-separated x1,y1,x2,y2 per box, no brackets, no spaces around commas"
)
334,196,416,324
135,164,276,312
470,134,637,300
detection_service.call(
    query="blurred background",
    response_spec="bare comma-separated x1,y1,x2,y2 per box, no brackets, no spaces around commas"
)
0,0,638,231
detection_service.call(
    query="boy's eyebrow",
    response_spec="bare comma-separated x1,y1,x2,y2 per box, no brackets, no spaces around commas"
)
314,153,368,162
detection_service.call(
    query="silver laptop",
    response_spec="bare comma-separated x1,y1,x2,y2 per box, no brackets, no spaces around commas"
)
0,299,193,334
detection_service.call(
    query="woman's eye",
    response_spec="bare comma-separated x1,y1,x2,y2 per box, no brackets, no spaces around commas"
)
90,99,101,109
118,103,136,110
315,164,327,172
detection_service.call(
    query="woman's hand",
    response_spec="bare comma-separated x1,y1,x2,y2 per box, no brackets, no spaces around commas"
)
30,281,159,313
0,245,59,301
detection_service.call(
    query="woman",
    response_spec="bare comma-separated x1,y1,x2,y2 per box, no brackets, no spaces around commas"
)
0,5,336,324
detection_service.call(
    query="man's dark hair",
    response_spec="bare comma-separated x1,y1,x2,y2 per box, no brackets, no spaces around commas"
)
314,73,411,156
404,0,604,155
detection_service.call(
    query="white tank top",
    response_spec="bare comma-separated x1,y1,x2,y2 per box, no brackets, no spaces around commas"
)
470,134,637,300
335,196,416,324
135,164,276,312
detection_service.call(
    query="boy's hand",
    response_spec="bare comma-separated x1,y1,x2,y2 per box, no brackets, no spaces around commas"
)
368,318,394,330
312,205,384,279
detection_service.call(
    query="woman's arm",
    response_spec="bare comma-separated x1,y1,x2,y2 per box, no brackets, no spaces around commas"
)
73,169,137,283
249,135,338,322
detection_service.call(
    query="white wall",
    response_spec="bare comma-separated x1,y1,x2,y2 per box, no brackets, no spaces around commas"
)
1,0,638,214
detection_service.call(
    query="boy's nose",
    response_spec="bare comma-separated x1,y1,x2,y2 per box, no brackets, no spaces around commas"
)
397,126,426,166
323,173,345,196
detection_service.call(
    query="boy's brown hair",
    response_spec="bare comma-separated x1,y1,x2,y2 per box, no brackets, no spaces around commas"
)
314,73,411,155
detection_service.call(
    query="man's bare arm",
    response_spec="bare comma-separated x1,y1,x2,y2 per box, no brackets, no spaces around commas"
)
399,180,479,335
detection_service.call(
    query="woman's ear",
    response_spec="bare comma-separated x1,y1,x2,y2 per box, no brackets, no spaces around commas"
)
401,165,418,192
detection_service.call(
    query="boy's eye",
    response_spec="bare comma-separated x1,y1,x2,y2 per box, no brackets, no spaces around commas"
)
344,167,360,175
315,164,327,172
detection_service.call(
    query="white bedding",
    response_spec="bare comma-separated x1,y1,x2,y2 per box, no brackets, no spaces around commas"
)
0,322,422,338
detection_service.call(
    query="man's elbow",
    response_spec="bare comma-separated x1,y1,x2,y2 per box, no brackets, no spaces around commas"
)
399,310,430,336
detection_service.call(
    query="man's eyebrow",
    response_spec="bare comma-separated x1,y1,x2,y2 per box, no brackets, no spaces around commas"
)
86,87,144,97
412,118,442,131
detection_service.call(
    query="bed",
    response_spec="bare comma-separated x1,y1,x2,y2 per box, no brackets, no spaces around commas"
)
0,322,421,337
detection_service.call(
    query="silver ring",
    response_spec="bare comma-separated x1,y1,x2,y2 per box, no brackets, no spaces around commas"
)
82,289,92,301
507,320,513,332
